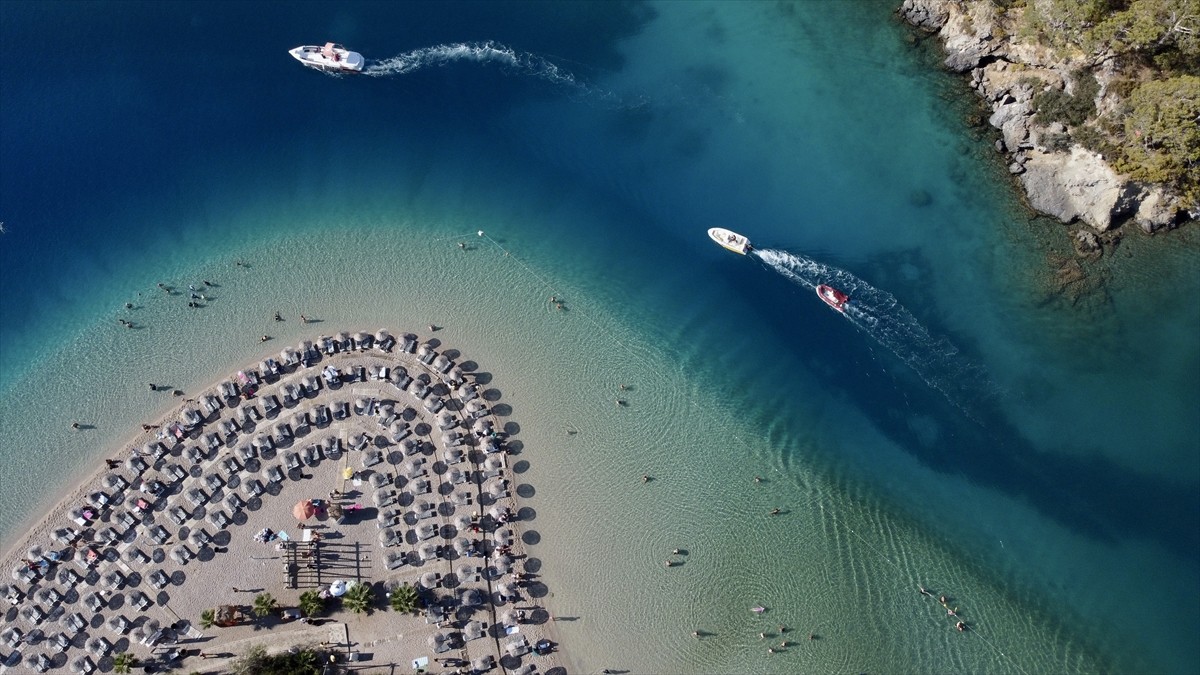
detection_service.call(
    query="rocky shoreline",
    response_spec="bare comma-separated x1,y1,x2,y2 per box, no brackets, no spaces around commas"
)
898,0,1194,244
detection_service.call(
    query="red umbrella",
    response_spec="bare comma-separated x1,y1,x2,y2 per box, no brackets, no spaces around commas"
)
293,500,316,520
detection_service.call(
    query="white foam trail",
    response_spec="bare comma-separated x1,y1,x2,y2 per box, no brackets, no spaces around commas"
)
754,248,996,421
363,41,583,89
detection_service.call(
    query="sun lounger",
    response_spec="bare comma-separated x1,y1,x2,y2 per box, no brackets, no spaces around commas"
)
204,473,225,493
303,444,322,467
221,457,242,475
243,479,265,498
148,525,170,545
225,492,246,512
208,509,232,528
149,569,171,589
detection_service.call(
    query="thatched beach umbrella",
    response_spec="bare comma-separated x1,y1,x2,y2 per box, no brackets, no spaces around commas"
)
452,537,472,555
170,546,190,565
372,490,395,508
472,655,494,672
376,509,397,528
497,580,518,599
378,528,398,548
499,608,518,626
389,422,409,443
428,631,450,653
453,514,472,533
418,543,439,561
417,523,438,541
463,619,484,641
505,638,529,657
451,562,475,583
419,571,439,589
404,458,424,478
495,528,514,547
369,472,389,489
460,587,484,607
106,613,129,634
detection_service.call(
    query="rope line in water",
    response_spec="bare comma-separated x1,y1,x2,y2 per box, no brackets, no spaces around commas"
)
472,232,1028,673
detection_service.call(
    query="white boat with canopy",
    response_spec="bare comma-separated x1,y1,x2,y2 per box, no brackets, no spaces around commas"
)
288,43,365,73
707,227,751,255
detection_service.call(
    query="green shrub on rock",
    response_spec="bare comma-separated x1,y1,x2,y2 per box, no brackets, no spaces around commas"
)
1117,74,1200,205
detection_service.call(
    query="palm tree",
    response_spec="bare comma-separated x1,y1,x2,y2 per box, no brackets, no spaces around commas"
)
199,608,216,629
299,589,326,618
342,582,374,614
389,583,420,614
112,651,137,674
252,592,278,618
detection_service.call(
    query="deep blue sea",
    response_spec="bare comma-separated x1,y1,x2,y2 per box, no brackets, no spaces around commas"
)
2,2,1198,672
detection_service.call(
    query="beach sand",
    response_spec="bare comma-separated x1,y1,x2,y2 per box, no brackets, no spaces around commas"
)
1,329,565,673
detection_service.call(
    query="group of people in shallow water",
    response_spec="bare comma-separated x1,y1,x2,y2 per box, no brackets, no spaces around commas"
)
920,586,968,632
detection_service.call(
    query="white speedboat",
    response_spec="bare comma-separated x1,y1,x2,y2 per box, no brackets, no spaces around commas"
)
707,227,751,255
288,43,365,73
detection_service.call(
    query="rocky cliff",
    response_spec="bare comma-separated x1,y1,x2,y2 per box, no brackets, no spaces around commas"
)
898,0,1190,235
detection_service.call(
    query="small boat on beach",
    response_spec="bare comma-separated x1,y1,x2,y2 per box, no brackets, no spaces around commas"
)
288,43,365,73
707,227,751,255
816,284,849,313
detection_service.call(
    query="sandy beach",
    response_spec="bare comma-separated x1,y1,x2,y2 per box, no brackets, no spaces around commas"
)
1,329,566,674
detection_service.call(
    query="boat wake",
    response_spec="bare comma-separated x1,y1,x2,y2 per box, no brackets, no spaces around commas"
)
363,41,584,89
754,248,996,421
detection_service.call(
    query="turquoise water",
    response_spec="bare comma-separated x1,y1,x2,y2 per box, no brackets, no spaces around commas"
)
2,1,1197,672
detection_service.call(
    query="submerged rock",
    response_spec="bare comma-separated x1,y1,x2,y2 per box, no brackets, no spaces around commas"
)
1072,229,1102,258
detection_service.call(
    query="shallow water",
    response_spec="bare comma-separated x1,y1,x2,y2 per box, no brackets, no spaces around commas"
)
2,1,1197,672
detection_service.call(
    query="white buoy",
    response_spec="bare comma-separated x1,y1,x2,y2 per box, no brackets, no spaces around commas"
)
477,230,485,237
